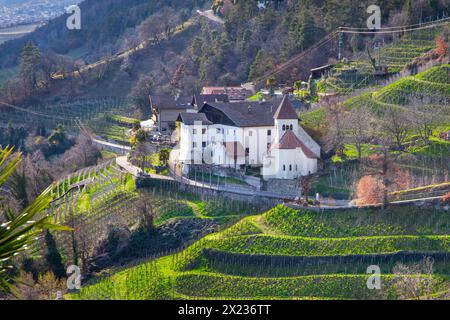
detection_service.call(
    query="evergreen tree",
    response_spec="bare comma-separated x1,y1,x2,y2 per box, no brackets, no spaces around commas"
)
403,0,414,24
20,42,41,93
248,49,275,82
44,230,66,278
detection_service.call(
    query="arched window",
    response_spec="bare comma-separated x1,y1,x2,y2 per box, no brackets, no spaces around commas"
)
290,124,293,130
282,125,286,131
283,165,286,171
289,165,292,171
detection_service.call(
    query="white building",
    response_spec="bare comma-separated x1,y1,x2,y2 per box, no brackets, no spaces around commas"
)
175,96,320,180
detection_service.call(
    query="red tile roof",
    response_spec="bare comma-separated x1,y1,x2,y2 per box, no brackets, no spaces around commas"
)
223,141,245,157
201,87,251,100
273,95,298,119
271,130,318,159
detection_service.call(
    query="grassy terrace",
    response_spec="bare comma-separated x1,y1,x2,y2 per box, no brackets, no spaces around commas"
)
316,27,442,95
303,64,450,162
70,205,450,300
87,113,140,144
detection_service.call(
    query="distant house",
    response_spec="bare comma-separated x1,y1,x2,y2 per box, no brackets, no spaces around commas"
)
176,95,320,180
149,95,193,132
310,64,335,79
191,93,229,110
438,130,450,141
201,86,252,101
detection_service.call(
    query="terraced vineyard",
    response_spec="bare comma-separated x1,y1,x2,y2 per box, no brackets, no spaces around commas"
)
304,64,450,160
317,26,445,94
377,28,440,73
0,97,133,131
45,160,274,272
86,113,140,145
71,205,450,300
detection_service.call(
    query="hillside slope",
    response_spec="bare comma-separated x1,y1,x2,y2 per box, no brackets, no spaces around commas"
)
303,64,450,153
1,0,448,101
72,205,450,300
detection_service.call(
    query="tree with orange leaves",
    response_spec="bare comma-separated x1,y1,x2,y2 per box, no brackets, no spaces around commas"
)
355,143,410,207
441,192,450,205
355,175,385,206
434,36,449,57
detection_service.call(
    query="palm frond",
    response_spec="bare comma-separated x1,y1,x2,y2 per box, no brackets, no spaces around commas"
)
0,147,66,294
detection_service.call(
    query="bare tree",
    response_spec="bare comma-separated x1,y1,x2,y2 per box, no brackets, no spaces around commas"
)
131,141,152,172
381,106,410,150
57,135,101,173
137,196,154,232
296,173,316,204
342,107,376,160
324,102,346,153
356,141,410,208
390,257,435,300
409,95,446,145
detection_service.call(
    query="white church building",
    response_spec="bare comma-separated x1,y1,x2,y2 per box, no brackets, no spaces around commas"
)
175,96,320,180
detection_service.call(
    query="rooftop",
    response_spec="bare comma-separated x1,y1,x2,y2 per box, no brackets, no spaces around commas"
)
193,93,229,106
273,95,298,120
201,86,252,100
150,95,192,109
177,112,212,125
200,101,278,127
271,130,318,158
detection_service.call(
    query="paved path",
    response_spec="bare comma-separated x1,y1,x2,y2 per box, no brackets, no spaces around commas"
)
197,10,225,24
92,138,131,154
115,156,446,209
116,156,173,181
115,156,351,206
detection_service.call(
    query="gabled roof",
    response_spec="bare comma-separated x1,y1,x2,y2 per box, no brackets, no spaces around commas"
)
271,130,318,159
193,94,229,107
273,95,298,120
199,101,278,127
177,112,212,125
223,141,245,157
201,87,252,100
150,95,192,109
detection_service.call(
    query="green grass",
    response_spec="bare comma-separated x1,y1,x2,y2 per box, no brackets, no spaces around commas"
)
416,64,449,84
201,234,450,257
109,114,140,126
187,171,249,187
374,77,450,105
408,137,450,157
153,202,195,226
248,92,263,101
71,204,450,300
173,272,446,300
262,205,450,237
87,113,134,144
